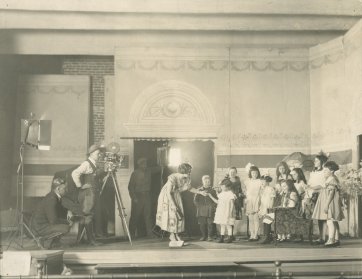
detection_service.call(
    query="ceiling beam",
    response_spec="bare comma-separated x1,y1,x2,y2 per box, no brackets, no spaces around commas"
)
0,11,360,31
0,30,344,55
1,0,362,16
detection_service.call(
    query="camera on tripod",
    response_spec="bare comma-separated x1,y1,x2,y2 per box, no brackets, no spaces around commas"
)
100,142,124,173
98,142,132,245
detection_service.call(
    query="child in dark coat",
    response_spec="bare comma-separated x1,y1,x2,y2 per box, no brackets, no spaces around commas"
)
194,175,217,241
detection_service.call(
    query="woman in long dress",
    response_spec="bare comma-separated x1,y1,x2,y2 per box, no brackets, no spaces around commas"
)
156,163,197,242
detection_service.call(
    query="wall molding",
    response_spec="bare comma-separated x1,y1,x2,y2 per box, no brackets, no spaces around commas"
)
115,47,310,72
218,132,310,150
216,147,311,156
124,80,219,138
116,60,310,72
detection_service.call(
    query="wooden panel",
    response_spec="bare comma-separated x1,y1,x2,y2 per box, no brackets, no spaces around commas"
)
12,75,90,196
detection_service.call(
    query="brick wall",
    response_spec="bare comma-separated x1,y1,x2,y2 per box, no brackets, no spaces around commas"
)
62,56,114,144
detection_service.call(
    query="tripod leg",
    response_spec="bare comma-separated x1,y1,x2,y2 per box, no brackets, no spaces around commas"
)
100,173,110,196
111,173,133,245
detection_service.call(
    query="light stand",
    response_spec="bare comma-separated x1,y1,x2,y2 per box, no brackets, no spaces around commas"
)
5,116,46,250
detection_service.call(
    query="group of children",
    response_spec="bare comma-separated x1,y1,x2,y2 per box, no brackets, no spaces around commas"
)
193,154,344,247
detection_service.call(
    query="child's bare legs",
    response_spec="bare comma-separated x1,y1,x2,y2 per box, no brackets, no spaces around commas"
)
249,213,259,239
225,225,233,243
325,219,336,245
277,234,286,241
218,224,226,243
318,220,326,241
248,214,254,239
334,221,340,243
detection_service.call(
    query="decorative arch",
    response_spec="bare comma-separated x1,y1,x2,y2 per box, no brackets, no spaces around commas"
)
124,80,218,138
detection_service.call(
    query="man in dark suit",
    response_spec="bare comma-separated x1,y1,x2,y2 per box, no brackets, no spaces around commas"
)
128,157,161,238
31,178,70,247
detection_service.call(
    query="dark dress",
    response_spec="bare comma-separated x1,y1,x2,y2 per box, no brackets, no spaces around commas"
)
227,176,244,220
193,186,217,224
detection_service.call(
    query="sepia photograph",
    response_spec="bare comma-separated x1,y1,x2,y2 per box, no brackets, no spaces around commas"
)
0,0,362,278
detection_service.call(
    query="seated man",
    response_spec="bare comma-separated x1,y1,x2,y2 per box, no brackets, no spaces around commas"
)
31,178,71,248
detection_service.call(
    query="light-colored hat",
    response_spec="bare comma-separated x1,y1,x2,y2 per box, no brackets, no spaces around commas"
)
88,144,104,155
137,157,147,166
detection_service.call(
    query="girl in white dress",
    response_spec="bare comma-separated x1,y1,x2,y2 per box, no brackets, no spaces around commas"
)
309,153,328,245
209,178,236,243
244,165,262,241
258,175,276,244
258,175,275,218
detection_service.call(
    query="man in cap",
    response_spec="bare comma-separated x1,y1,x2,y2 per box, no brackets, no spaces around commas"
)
31,178,71,248
128,157,161,238
71,144,104,246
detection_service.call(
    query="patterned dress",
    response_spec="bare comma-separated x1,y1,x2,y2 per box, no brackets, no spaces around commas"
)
304,170,325,219
156,173,190,233
312,175,344,221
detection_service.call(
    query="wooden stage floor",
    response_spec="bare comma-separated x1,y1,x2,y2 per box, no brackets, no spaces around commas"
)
2,233,362,276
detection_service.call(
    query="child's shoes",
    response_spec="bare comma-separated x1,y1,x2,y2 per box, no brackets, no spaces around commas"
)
225,237,233,243
217,236,224,243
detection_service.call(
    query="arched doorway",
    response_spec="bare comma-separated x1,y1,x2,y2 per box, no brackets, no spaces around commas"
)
125,80,218,236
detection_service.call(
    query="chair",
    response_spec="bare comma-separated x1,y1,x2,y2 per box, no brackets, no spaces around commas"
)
271,207,311,245
23,212,63,249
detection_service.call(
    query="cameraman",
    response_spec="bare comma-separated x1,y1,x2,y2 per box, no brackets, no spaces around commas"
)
128,157,160,239
71,144,104,246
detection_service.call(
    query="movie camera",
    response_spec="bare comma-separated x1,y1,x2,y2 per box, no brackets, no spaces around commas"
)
100,142,124,172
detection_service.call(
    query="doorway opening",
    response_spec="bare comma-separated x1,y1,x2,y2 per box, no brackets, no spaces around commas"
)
133,140,215,237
